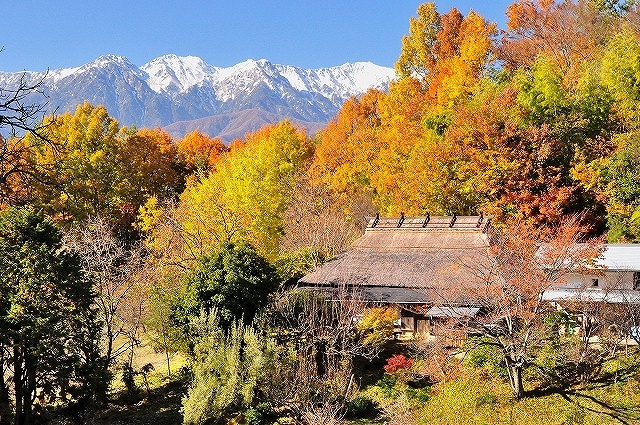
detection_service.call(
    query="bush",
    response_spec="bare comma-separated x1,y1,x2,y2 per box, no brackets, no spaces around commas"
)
182,312,270,425
374,375,399,398
346,394,379,418
475,392,497,407
463,341,508,379
406,386,430,404
384,354,414,374
244,408,264,425
356,307,397,346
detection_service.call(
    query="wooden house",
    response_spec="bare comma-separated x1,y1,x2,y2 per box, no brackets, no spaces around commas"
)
298,214,492,338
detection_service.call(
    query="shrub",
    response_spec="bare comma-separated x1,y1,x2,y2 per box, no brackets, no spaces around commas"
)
356,307,397,346
182,312,269,425
475,392,497,407
373,374,399,399
406,387,430,404
346,394,379,418
463,341,508,379
384,354,414,374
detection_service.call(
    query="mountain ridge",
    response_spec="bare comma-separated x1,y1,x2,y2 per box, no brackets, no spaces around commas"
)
0,55,396,141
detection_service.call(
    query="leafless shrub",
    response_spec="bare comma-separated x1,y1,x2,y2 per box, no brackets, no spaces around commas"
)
63,217,146,378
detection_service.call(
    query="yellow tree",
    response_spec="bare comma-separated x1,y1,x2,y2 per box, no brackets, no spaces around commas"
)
147,120,311,265
29,103,181,232
29,102,122,224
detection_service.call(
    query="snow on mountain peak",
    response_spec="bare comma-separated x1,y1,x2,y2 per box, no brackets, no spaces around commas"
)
140,56,396,99
0,54,396,139
141,54,217,94
87,54,135,69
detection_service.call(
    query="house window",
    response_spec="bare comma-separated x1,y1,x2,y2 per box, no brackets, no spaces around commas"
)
591,278,599,288
634,272,640,290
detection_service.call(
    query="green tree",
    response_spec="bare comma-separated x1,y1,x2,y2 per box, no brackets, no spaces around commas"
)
182,311,269,425
178,242,280,329
146,283,187,377
602,132,640,241
0,207,102,425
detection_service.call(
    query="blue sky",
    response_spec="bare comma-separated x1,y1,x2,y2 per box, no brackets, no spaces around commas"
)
1,1,513,72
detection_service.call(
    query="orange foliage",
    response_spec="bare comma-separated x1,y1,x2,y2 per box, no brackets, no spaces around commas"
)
0,135,35,208
176,130,228,173
313,89,386,196
500,0,620,74
101,127,182,230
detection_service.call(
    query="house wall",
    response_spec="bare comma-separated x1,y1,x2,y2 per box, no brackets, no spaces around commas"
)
560,271,638,291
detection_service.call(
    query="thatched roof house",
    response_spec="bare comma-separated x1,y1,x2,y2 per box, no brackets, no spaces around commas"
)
298,214,493,335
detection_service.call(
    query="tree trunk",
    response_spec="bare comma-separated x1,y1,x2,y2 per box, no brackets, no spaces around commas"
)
0,354,11,425
509,364,524,400
165,348,171,377
24,356,36,425
13,346,23,425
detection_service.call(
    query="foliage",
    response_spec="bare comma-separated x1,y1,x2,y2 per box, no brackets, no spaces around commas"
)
147,120,311,267
384,355,415,375
0,207,103,423
443,216,604,399
176,130,228,175
182,311,268,425
356,307,397,347
307,1,640,231
463,339,509,379
414,359,640,425
178,242,280,328
345,394,379,419
27,102,181,233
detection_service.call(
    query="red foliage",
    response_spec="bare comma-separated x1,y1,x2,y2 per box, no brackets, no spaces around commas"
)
383,354,414,374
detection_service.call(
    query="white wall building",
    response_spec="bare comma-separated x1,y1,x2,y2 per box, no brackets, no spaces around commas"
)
542,244,640,303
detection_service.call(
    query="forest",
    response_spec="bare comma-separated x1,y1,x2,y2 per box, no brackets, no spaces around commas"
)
2,0,640,424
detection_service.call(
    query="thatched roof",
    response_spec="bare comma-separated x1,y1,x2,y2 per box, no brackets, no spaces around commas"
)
298,215,493,303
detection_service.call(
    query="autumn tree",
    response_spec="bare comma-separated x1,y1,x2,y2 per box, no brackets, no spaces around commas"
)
442,216,603,399
144,120,311,268
28,103,181,233
0,72,57,207
499,0,629,73
313,89,385,201
312,3,497,217
176,130,228,175
396,3,495,105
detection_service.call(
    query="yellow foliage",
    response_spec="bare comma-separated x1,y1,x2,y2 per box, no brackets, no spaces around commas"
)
356,307,397,346
148,120,311,263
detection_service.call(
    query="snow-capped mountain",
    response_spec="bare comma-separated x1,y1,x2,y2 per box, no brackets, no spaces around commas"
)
0,54,396,141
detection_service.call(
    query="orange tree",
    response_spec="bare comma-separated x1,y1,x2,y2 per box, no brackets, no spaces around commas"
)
443,215,603,399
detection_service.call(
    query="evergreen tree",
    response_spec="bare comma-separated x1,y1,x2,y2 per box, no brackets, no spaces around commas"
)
178,242,280,329
0,207,103,425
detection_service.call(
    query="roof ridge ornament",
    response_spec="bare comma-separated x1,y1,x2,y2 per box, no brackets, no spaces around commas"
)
449,213,457,228
397,212,405,228
422,212,431,228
